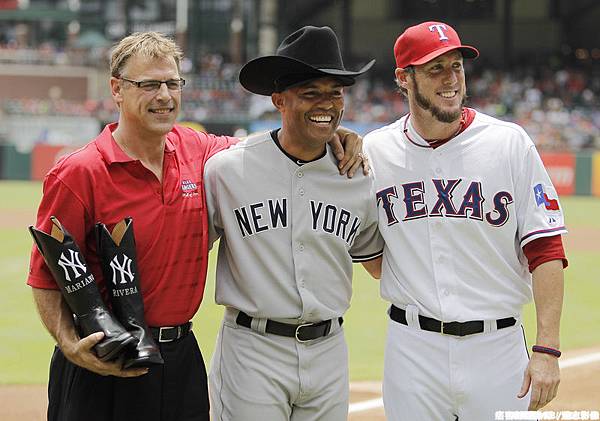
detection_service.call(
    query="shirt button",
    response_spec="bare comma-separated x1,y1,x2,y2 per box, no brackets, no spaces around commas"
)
299,188,305,196
297,172,303,178
443,289,450,297
299,243,305,251
435,167,442,174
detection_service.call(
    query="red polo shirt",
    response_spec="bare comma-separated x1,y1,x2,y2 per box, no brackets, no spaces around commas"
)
28,123,236,326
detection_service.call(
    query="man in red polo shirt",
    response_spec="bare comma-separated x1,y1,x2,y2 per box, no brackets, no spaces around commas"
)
28,32,365,421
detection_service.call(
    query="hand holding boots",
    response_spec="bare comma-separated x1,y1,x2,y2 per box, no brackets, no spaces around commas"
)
59,329,150,377
30,216,164,372
29,217,136,362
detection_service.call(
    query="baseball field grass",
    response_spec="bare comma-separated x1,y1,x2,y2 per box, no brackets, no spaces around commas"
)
1,181,598,384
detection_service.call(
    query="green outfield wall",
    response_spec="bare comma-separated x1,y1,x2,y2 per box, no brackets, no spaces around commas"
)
539,151,600,197
0,145,30,180
593,152,600,197
575,153,593,196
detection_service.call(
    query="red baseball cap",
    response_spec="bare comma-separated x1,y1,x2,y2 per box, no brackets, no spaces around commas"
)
394,21,479,69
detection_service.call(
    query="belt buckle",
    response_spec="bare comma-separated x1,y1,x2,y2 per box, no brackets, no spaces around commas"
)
441,321,464,337
295,323,313,343
440,321,454,336
158,326,176,343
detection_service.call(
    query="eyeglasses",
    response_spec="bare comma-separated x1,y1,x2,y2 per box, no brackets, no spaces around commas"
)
120,77,186,92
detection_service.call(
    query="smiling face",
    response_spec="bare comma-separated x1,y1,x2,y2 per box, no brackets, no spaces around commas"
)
110,53,181,139
403,50,466,123
272,77,345,151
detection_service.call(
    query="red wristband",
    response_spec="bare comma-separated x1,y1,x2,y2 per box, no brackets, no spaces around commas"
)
532,345,561,358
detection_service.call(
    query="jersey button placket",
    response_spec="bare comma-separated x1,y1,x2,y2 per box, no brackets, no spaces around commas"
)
292,172,309,315
426,162,452,319
297,242,306,291
429,150,442,173
297,170,305,196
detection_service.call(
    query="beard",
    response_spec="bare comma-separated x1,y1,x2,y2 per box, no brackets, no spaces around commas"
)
413,77,465,123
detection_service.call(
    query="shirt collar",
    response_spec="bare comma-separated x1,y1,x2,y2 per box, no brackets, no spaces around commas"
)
404,116,431,148
270,129,328,166
96,123,176,164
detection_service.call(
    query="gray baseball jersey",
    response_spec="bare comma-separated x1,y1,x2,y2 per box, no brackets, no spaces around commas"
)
205,130,384,322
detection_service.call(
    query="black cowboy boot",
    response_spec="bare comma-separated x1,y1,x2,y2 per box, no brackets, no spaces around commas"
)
96,218,164,368
29,217,136,362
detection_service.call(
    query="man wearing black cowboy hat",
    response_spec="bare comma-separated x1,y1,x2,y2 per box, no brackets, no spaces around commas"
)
204,26,383,421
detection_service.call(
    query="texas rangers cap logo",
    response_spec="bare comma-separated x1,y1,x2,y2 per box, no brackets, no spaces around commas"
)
393,21,479,69
429,24,450,41
533,183,559,211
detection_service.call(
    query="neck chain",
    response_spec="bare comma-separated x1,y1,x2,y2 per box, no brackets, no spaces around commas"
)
403,108,467,149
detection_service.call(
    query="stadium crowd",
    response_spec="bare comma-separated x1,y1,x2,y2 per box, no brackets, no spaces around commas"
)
2,52,598,152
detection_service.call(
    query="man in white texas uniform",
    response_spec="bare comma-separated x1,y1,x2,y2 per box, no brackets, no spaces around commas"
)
204,26,383,421
362,21,568,420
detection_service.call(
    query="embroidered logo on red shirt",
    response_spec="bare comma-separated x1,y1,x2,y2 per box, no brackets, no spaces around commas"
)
181,179,199,198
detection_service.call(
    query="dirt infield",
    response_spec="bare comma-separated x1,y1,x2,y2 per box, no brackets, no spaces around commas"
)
347,347,600,420
2,348,598,421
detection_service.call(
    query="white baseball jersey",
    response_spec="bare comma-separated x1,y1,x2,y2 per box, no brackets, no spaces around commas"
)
364,110,567,321
205,130,383,322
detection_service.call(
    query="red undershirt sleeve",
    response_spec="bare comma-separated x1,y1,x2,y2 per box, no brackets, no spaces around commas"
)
522,235,568,273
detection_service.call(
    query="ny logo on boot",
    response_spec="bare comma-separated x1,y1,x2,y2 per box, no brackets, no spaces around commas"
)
58,249,86,282
110,254,135,285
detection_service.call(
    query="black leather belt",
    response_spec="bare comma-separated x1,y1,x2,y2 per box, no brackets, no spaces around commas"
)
150,321,192,343
389,305,516,337
236,311,343,343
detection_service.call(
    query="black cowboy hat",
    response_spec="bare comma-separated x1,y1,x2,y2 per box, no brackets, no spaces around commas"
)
239,26,375,96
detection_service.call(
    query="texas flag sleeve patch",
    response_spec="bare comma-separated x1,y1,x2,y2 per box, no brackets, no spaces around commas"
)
533,183,560,211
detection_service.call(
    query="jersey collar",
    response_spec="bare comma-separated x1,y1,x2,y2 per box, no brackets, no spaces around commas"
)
96,123,176,164
270,129,327,166
403,108,476,149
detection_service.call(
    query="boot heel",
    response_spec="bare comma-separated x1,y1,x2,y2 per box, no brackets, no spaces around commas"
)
123,350,165,368
96,333,137,361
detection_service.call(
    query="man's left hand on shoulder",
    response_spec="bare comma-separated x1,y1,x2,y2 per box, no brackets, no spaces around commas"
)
518,351,560,410
330,127,369,178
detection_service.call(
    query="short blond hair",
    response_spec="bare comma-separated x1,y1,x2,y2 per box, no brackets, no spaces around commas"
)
110,32,183,77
